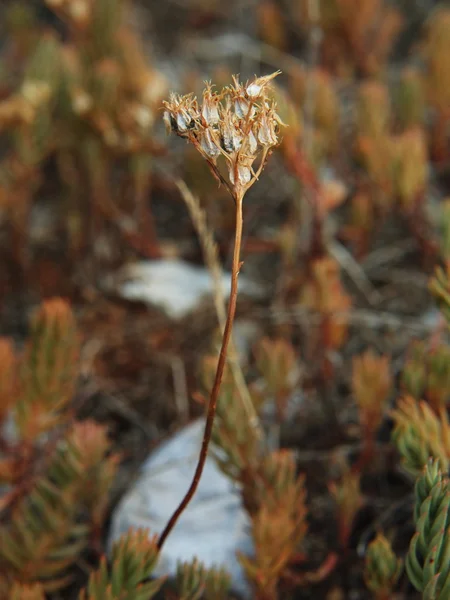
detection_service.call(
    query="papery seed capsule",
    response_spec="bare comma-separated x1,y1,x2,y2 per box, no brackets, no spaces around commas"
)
234,97,256,119
246,82,262,98
245,71,282,98
229,163,252,185
258,114,278,146
163,110,173,133
222,127,234,153
221,116,243,153
202,101,220,126
232,128,244,151
248,129,258,154
201,82,220,126
176,109,192,132
200,127,221,159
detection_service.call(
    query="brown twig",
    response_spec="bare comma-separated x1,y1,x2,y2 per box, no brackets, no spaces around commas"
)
157,190,244,551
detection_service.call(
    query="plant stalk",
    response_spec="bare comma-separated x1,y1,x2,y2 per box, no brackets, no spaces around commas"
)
157,191,244,551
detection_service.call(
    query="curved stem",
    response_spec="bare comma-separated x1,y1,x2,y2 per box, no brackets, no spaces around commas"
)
157,191,244,551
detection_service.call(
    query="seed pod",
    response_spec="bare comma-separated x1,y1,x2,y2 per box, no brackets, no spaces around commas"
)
199,127,221,160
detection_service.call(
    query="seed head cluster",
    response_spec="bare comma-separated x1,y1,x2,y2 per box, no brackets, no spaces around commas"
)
163,71,283,196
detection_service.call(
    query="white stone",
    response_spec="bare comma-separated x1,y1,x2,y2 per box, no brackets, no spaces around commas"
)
119,258,263,319
108,419,252,597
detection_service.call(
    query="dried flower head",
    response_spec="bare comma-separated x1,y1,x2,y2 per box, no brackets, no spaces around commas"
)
163,72,284,198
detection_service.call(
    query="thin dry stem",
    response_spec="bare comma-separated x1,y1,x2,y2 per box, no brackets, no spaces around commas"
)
175,179,261,433
159,72,281,549
157,190,244,551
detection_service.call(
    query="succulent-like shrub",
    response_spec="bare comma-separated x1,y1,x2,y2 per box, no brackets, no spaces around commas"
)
0,0,166,270
0,299,119,595
364,532,402,600
406,460,450,599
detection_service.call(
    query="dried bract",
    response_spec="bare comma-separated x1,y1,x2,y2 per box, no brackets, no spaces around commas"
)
163,72,284,197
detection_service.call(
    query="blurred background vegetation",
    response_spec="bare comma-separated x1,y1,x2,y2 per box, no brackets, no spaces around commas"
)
1,0,450,598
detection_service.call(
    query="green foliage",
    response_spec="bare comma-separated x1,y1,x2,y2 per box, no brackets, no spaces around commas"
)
202,357,261,488
201,345,308,598
0,299,118,595
364,532,402,599
0,422,109,590
438,200,450,261
396,68,425,130
16,298,79,440
79,538,232,600
79,529,165,600
0,297,234,599
430,265,450,328
402,339,450,412
3,3,450,599
352,349,392,434
174,557,231,600
406,460,450,599
391,396,450,476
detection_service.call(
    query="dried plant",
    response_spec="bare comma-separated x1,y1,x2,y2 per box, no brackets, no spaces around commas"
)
159,71,283,550
176,179,259,432
364,532,402,600
163,72,282,198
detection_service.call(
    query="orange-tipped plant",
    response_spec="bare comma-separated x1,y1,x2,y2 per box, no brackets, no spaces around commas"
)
238,451,308,600
329,462,364,550
254,337,301,423
391,395,450,476
0,299,119,595
352,349,392,471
